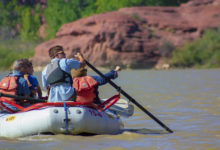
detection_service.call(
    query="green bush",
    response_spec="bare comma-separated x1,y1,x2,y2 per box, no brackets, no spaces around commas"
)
170,27,220,68
19,4,41,41
0,39,39,70
44,0,81,40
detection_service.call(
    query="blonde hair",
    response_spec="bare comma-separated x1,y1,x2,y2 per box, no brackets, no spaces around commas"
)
71,66,87,78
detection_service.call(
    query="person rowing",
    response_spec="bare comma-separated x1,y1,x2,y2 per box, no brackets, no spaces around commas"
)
42,45,85,102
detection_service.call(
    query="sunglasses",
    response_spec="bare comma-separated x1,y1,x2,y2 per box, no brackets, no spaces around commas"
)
56,51,65,55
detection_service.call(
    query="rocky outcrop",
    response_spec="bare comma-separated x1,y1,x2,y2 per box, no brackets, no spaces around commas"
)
32,0,220,69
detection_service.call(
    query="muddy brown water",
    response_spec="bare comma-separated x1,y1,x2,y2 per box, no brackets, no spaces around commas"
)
0,69,220,150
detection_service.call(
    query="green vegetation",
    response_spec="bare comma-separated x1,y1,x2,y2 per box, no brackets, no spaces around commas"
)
44,0,82,39
170,27,220,68
0,1,41,41
0,39,40,70
0,0,189,40
19,4,41,41
6,0,220,70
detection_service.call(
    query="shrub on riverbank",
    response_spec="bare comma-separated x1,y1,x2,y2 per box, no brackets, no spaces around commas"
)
170,27,220,68
0,39,39,70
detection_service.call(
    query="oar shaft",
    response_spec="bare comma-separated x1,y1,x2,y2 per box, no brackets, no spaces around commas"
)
85,60,173,133
120,90,173,133
0,92,45,103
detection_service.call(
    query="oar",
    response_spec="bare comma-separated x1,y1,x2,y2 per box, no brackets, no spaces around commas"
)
0,92,46,103
84,60,173,133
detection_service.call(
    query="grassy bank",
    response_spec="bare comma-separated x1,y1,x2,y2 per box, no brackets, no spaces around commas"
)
169,27,220,69
0,39,40,71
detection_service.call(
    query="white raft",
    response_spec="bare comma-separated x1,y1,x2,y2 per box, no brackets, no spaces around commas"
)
0,106,124,138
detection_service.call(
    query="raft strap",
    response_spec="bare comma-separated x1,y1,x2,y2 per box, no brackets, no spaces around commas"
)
64,102,69,134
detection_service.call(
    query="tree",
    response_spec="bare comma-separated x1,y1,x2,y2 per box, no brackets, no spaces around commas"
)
80,0,97,17
19,4,41,41
0,0,18,29
44,0,81,39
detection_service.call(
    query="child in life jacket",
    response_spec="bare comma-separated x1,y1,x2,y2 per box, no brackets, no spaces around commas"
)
71,65,121,104
0,59,31,112
23,60,42,99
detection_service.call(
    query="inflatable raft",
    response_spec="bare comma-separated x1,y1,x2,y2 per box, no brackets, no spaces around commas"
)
0,94,126,138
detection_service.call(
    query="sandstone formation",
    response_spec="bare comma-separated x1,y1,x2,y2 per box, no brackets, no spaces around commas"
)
32,0,220,69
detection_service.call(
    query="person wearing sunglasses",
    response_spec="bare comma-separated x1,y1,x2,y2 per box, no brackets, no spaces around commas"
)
42,45,85,102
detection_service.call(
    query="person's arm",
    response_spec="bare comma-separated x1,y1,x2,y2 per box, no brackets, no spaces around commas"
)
27,75,42,98
92,66,121,85
36,85,42,98
42,68,47,88
23,74,32,87
64,58,81,72
31,76,42,98
41,67,50,97
46,86,50,97
22,80,31,97
74,52,85,68
32,79,42,98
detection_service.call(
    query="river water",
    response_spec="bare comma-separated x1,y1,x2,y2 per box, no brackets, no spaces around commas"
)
0,69,220,150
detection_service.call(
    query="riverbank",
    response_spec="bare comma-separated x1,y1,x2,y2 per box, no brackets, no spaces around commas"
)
1,26,220,71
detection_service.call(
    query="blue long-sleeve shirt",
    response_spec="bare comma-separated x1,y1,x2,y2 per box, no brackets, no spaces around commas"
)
9,70,30,96
91,70,118,85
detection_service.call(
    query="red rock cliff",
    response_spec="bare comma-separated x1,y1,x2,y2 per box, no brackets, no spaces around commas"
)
32,0,220,68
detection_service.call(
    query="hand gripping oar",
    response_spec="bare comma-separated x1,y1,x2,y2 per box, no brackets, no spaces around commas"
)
0,92,46,103
84,60,173,133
